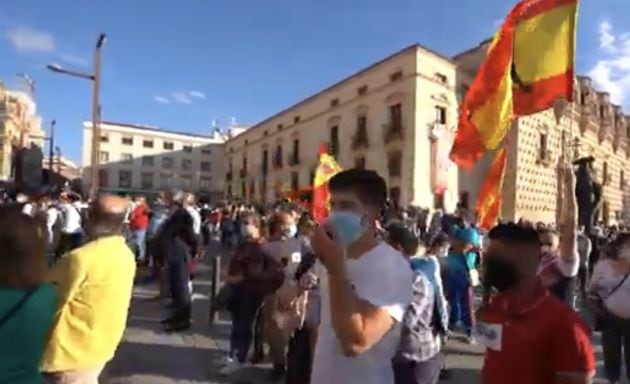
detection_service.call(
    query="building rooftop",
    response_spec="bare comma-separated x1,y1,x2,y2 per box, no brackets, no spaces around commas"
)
96,120,225,141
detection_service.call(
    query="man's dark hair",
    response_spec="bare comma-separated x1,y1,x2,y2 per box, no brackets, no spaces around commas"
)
329,169,387,209
430,234,449,249
488,223,541,247
386,222,419,255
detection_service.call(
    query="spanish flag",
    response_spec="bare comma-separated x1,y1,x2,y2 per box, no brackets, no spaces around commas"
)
512,0,578,115
450,0,578,169
476,147,508,230
312,144,341,223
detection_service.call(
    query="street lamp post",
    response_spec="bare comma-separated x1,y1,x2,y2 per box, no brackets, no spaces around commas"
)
49,119,56,181
47,33,106,197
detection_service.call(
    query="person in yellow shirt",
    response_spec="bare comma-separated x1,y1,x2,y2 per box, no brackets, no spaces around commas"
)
42,194,136,384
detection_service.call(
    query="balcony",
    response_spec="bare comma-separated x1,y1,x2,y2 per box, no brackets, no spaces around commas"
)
383,122,404,143
239,168,247,178
351,131,369,150
226,171,233,181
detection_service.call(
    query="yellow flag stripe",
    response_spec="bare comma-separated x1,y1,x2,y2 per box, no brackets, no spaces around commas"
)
514,3,577,83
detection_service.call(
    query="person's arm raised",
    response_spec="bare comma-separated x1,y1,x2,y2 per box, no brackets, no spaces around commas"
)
310,226,399,357
560,165,578,263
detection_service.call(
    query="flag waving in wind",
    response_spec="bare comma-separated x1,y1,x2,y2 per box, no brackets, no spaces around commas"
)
312,143,341,223
476,147,508,230
450,0,578,169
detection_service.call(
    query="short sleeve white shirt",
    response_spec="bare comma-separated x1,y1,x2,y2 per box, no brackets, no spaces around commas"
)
311,243,413,384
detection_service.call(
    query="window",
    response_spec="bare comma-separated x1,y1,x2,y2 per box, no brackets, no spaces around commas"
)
291,139,300,165
262,150,269,175
330,98,339,107
160,173,173,188
620,170,625,190
245,139,249,145
163,141,174,150
357,85,368,96
118,170,132,188
330,125,339,157
291,172,299,191
141,156,154,167
100,134,109,143
142,139,154,148
181,175,192,189
181,159,192,171
98,151,109,162
277,124,283,131
141,172,154,190
435,106,447,124
162,157,174,169
274,145,283,168
264,130,269,136
294,116,300,124
353,116,369,149
390,103,403,129
183,145,193,153
121,153,133,163
435,73,448,84
98,169,108,188
387,151,402,177
354,157,366,169
121,137,133,145
390,70,403,82
200,177,212,190
201,147,212,154
389,187,401,208
201,161,211,172
539,133,549,160
603,161,609,183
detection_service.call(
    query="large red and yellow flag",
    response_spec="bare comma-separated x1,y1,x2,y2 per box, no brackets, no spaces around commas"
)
312,144,341,223
450,0,578,169
476,147,508,230
512,0,578,115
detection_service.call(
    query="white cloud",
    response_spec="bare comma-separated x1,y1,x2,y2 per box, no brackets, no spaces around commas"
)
189,90,206,99
589,21,630,109
153,90,207,104
171,92,193,104
5,26,56,53
153,95,171,104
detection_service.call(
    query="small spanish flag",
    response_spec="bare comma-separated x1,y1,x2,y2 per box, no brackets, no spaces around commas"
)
450,0,578,169
476,147,508,230
312,144,341,223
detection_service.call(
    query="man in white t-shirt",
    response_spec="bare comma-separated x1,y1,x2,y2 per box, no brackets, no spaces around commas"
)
309,169,413,384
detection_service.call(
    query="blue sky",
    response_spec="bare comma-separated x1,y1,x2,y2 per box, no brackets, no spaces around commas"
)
1,0,629,164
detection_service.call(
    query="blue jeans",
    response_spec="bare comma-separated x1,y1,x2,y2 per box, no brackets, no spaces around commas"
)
447,278,474,335
132,229,147,262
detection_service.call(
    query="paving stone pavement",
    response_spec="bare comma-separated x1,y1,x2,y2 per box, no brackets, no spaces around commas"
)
100,241,618,384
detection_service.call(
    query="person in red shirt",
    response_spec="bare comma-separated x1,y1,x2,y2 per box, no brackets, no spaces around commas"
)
478,223,595,384
129,196,150,263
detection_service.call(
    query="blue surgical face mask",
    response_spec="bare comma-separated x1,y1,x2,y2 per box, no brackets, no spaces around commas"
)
326,211,364,247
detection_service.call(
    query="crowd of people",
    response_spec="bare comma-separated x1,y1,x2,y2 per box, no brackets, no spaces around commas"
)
0,166,629,384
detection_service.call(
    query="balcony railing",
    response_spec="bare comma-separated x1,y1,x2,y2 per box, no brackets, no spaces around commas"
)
383,122,404,143
226,171,233,181
351,131,369,150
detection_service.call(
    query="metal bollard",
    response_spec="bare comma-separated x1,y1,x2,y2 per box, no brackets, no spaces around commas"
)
209,255,222,325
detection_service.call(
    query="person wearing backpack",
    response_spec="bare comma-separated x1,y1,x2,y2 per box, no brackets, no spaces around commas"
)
0,207,57,384
386,223,445,384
